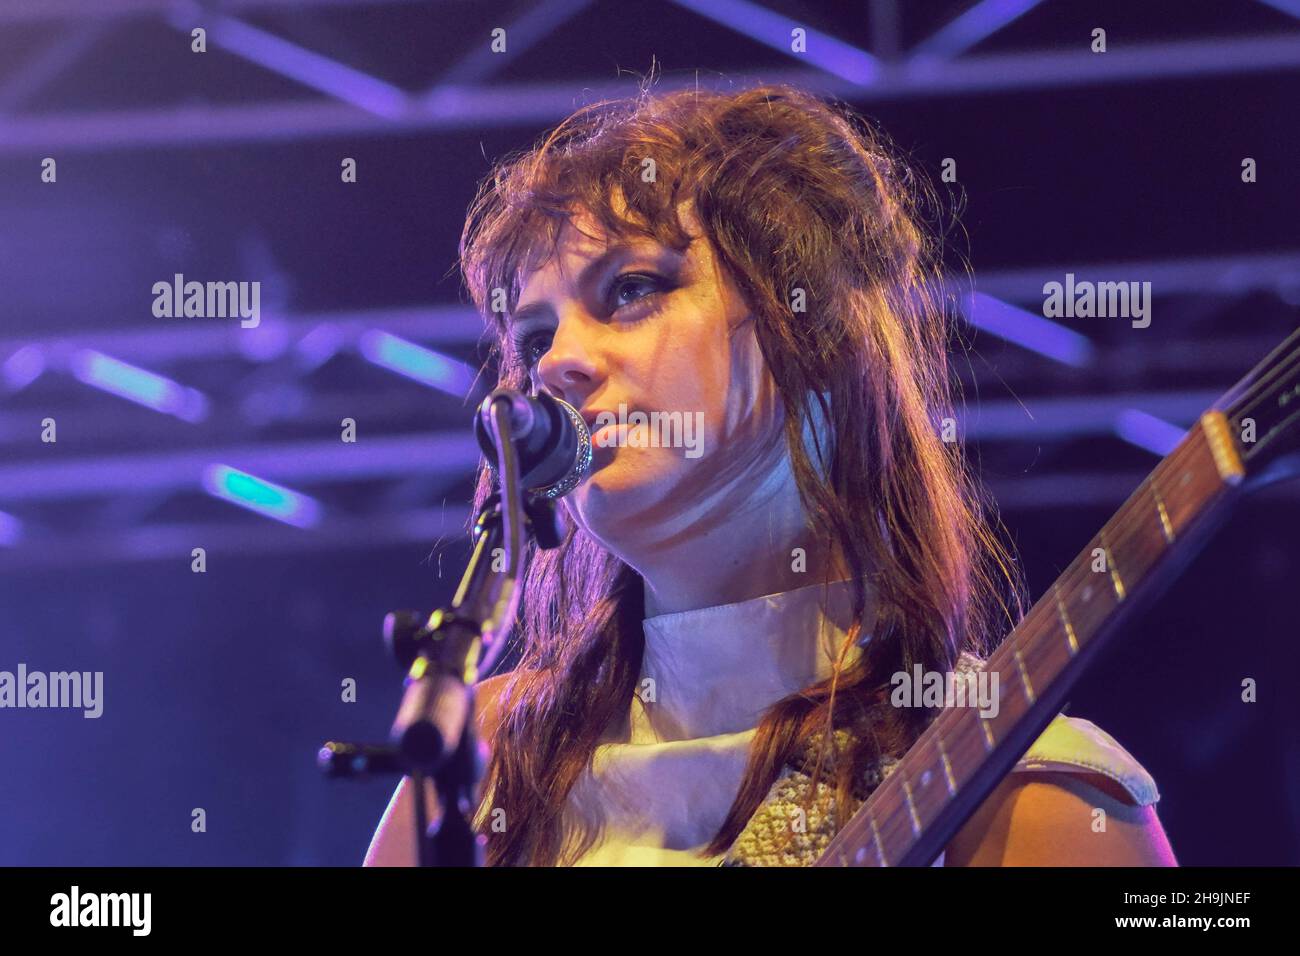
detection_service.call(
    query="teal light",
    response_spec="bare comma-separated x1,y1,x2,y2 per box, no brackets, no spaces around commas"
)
202,464,320,528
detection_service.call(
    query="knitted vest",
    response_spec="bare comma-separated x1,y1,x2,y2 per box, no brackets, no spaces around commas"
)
721,730,903,866
722,652,985,866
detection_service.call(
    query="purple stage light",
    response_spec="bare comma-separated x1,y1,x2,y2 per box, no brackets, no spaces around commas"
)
1114,409,1188,457
2,344,45,392
963,292,1095,367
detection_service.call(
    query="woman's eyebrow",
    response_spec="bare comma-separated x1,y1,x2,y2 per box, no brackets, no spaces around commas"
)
508,239,675,326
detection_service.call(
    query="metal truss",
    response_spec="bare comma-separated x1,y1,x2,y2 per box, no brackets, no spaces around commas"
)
0,1,1297,151
1,2,1298,566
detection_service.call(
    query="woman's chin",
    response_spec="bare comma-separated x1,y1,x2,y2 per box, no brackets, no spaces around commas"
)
566,459,659,541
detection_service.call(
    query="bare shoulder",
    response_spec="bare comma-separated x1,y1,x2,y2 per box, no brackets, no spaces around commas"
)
473,670,516,742
944,771,1177,866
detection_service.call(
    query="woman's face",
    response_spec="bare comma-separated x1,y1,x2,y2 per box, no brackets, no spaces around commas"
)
507,200,788,556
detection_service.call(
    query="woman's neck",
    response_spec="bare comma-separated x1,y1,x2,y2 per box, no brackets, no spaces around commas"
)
636,480,850,617
591,404,853,618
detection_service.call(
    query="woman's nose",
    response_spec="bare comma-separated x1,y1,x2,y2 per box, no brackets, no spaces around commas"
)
536,313,601,406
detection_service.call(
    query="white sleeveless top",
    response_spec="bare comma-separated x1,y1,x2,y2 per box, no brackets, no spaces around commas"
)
559,577,1161,866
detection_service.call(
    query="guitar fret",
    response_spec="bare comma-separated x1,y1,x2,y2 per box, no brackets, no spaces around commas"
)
1065,557,1117,644
1100,528,1126,601
870,814,887,866
937,737,957,795
1161,421,1234,533
1153,482,1175,543
902,781,921,836
1163,465,1205,533
979,717,995,750
1055,582,1079,656
1014,647,1035,703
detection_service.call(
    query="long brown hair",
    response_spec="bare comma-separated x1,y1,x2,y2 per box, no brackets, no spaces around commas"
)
457,77,1027,865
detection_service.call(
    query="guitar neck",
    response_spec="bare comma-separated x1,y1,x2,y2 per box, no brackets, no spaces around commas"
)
816,410,1247,866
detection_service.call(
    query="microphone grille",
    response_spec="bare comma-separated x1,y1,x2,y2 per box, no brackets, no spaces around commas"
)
532,396,592,500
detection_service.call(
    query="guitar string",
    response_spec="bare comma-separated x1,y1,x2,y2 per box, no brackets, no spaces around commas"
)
1224,345,1300,437
1215,324,1300,419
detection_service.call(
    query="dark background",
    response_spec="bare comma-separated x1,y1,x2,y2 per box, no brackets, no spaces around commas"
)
0,0,1296,865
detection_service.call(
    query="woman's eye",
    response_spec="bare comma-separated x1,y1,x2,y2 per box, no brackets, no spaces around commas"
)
510,274,666,369
610,273,662,310
514,329,553,369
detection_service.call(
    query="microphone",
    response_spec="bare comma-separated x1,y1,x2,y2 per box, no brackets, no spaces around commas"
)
474,388,593,499
316,741,405,778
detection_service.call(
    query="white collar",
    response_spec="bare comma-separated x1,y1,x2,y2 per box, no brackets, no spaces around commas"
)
635,576,877,742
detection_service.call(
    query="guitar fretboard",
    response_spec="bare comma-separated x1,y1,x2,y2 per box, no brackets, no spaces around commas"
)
816,410,1245,866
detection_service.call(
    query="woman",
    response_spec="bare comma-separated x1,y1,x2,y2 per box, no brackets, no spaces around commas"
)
366,81,1176,867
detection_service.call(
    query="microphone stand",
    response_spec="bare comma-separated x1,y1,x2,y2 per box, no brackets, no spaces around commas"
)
320,396,563,866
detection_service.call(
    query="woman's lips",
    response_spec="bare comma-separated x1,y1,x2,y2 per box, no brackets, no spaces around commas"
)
587,419,630,470
580,408,615,432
